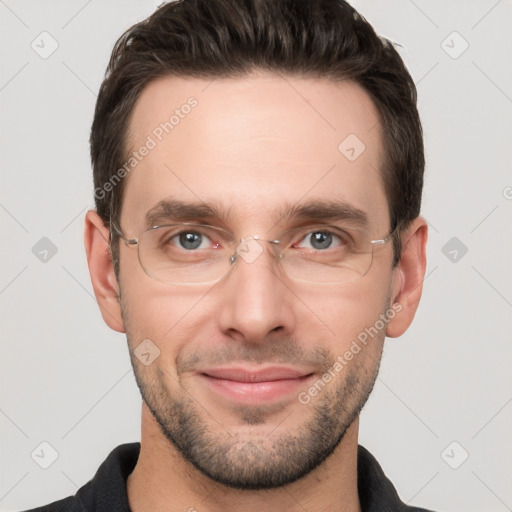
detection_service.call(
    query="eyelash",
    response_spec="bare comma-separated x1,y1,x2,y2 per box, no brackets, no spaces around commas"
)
161,227,351,251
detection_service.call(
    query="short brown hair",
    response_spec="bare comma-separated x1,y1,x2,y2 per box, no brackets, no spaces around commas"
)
90,0,424,274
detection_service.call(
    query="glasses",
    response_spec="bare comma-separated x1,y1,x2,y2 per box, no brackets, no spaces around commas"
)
110,221,396,286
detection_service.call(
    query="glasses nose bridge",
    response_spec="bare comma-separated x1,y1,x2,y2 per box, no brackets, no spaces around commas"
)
133,224,386,286
229,235,282,267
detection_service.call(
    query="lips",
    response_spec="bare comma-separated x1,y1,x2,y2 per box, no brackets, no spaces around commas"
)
201,366,309,382
198,366,314,404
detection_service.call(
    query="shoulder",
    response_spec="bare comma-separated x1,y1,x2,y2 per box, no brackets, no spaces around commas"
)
19,495,83,512
357,445,438,512
17,443,140,512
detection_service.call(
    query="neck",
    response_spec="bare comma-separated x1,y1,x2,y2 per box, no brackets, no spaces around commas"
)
127,403,362,512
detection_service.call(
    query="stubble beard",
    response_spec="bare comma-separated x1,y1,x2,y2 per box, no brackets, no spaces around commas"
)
127,338,383,490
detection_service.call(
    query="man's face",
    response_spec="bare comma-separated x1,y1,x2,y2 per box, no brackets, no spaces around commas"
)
117,72,398,489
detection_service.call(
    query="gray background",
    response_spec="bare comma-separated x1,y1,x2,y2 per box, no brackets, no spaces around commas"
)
1,1,511,511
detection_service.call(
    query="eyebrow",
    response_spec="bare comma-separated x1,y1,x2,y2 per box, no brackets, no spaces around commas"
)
276,200,369,228
144,198,369,229
145,199,231,228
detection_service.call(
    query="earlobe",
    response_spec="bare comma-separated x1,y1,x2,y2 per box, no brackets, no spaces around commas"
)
84,210,125,333
386,217,428,338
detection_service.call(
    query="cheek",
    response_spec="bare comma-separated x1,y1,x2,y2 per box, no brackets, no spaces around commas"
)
119,278,216,369
300,279,391,355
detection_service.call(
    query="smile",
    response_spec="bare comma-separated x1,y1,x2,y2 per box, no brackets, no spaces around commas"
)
197,366,315,404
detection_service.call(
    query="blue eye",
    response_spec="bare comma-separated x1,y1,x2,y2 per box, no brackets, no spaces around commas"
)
310,232,333,250
298,231,342,250
179,232,202,250
171,231,211,250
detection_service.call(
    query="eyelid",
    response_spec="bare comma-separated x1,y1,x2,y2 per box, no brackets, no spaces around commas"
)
284,223,361,236
150,223,364,245
155,223,235,246
151,223,231,234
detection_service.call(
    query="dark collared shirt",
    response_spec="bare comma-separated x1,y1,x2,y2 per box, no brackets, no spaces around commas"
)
22,443,435,512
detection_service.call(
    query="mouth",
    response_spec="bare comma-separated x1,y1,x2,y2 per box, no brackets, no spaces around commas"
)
197,366,315,404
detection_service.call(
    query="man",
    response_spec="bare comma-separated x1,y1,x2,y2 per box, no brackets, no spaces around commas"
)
25,0,433,510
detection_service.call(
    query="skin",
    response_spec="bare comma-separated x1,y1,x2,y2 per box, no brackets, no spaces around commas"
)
84,71,427,512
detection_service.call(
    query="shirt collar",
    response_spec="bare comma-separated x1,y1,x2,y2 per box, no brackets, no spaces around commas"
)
74,442,430,511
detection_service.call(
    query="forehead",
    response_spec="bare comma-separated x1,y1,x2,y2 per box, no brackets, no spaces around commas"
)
121,72,388,232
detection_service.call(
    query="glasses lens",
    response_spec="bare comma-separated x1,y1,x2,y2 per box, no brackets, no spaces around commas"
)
138,224,232,284
278,225,375,284
136,223,383,285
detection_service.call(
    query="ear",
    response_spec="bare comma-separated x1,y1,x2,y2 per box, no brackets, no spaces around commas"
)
84,210,125,333
386,216,428,338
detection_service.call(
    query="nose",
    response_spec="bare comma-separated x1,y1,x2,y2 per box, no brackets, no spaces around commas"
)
216,238,297,344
